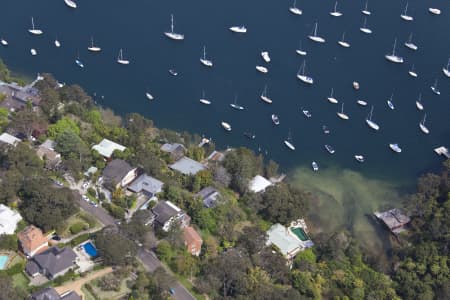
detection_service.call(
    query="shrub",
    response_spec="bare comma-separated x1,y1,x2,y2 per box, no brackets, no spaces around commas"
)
70,222,87,235
70,233,90,247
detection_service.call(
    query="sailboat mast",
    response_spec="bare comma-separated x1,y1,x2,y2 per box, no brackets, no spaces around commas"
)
392,38,397,55
171,15,174,33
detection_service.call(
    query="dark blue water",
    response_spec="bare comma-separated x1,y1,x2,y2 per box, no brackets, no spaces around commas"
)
1,0,449,182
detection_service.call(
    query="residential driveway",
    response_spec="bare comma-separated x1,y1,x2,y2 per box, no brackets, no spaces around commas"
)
54,267,113,299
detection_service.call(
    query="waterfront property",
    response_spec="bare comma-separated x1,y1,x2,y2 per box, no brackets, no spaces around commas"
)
26,247,78,279
92,138,126,160
101,159,138,190
18,225,49,257
374,208,410,234
0,204,22,235
0,81,41,112
160,143,186,161
248,175,273,193
169,156,206,175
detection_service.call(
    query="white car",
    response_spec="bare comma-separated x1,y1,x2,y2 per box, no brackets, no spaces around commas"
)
82,195,89,201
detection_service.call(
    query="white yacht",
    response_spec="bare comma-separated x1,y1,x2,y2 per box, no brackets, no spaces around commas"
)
145,92,154,100
354,155,365,163
385,38,404,64
297,60,314,84
336,102,349,120
30,48,37,56
1,39,8,46
117,49,130,65
284,131,296,151
88,37,101,52
271,114,280,125
360,18,372,34
28,17,43,35
327,88,338,104
353,81,360,90
400,2,413,21
366,106,380,131
308,22,325,43
200,46,213,67
64,0,77,8
404,33,418,51
419,113,430,134
229,26,247,33
221,122,231,131
408,64,418,77
428,7,441,15
330,1,343,17
260,85,272,104
302,108,312,118
168,69,178,76
387,94,395,110
296,41,307,56
164,14,184,40
199,90,211,105
430,79,440,95
289,0,302,15
261,51,271,63
362,1,371,15
256,66,268,73
312,161,319,171
338,32,350,48
442,58,450,77
389,143,402,153
357,100,368,106
416,93,424,111
325,144,335,154
230,96,244,110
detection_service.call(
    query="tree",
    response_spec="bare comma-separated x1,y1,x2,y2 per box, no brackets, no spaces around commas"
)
95,227,136,266
0,108,8,131
47,117,80,138
237,225,267,255
8,108,38,140
0,234,18,251
0,274,27,300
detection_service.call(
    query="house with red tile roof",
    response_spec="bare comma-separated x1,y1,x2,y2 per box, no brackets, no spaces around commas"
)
183,226,202,256
18,225,49,257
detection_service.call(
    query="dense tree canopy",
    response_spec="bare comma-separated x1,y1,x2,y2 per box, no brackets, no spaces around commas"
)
95,226,137,266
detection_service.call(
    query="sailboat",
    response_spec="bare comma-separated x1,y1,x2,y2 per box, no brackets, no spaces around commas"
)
366,106,380,131
88,37,101,52
229,26,247,33
221,122,231,131
308,22,325,43
408,64,418,77
230,95,244,110
336,102,349,120
302,108,312,118
428,7,441,15
64,0,77,8
359,18,372,34
400,2,413,21
330,1,343,17
416,93,424,110
385,38,404,63
404,33,418,51
327,88,338,104
284,131,296,151
0,39,8,46
387,94,395,110
199,90,211,105
430,79,440,95
354,155,365,163
75,53,84,68
30,49,37,56
357,99,368,106
256,66,268,73
419,113,430,134
442,58,450,77
200,46,213,67
297,60,314,84
164,14,184,40
325,144,335,154
362,1,371,15
289,0,302,15
271,114,280,125
28,17,43,35
117,49,130,65
145,91,154,100
54,36,61,48
389,143,402,153
338,32,350,48
296,41,307,56
260,85,272,104
261,51,271,63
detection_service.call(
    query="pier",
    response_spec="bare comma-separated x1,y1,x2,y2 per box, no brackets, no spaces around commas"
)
434,146,449,159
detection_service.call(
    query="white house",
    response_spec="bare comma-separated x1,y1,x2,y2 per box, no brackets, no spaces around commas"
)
0,133,21,147
248,175,273,193
92,138,126,159
0,204,23,235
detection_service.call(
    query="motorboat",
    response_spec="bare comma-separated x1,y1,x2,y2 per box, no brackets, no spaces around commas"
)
297,60,314,84
325,144,335,154
284,131,296,151
221,122,231,131
336,102,349,120
442,58,450,78
338,32,350,48
389,143,402,153
322,125,330,134
261,51,271,63
366,106,380,131
260,85,273,104
357,100,367,106
88,37,101,52
408,64,418,77
362,1,371,15
30,48,37,56
54,38,61,48
117,49,130,65
146,92,154,100
419,113,430,134
327,88,338,103
169,69,178,76
385,38,404,63
296,41,307,56
256,66,268,73
289,0,302,15
28,17,43,35
229,26,247,33
360,18,372,34
430,79,440,95
353,81,360,90
302,109,312,118
164,14,184,40
230,96,244,110
354,155,365,163
428,7,441,15
330,1,343,17
400,2,413,21
308,22,325,43
244,132,256,140
1,39,8,46
199,90,211,105
64,0,77,8
416,94,424,110
271,114,280,125
200,46,213,67
404,33,418,51
387,94,395,110
312,162,319,171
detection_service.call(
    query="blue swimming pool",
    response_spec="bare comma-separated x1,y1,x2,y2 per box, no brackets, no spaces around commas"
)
0,255,9,270
83,242,98,258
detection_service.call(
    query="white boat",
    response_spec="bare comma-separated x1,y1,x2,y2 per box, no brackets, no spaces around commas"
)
289,0,302,15
327,88,338,104
296,41,307,56
354,155,365,163
408,64,418,77
400,2,413,21
54,37,61,48
169,69,178,76
260,85,272,104
302,108,312,118
312,161,319,171
229,26,247,33
389,143,402,153
353,81,360,90
256,66,268,73
387,95,395,110
297,60,314,84
385,38,404,64
56,81,65,88
200,46,213,67
164,14,184,40
442,58,450,78
308,22,325,43
357,100,367,106
366,106,380,131
284,131,296,151
199,90,211,105
404,33,418,51
428,7,441,15
325,144,335,154
336,103,349,120
322,125,330,134
362,1,371,15
221,122,231,131
261,51,271,63
415,93,424,111
360,18,372,34
419,113,430,134
230,96,244,110
338,32,350,48
330,1,343,17
1,39,8,46
28,17,43,35
64,0,77,9
145,92,154,100
430,79,440,95
30,48,37,56
75,59,84,68
117,49,130,65
271,114,280,125
88,37,101,52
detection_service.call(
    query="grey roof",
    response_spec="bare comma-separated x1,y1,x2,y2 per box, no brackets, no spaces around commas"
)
152,201,181,225
128,174,164,195
30,287,61,300
61,291,82,300
169,157,206,175
40,139,56,150
33,247,77,277
160,143,185,153
26,259,40,275
196,187,220,208
102,159,134,185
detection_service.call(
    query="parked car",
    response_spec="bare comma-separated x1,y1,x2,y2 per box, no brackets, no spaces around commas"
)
82,195,89,201
51,234,61,241
169,288,175,295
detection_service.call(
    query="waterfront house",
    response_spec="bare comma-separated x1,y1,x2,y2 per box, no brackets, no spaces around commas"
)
102,159,138,190
183,226,203,256
0,132,21,147
196,186,221,208
92,138,126,160
18,225,49,257
36,139,61,169
206,150,225,163
127,173,164,199
30,287,81,300
25,246,77,279
169,157,206,175
266,223,313,261
0,204,22,235
151,200,190,231
374,208,411,234
248,175,273,193
160,143,186,161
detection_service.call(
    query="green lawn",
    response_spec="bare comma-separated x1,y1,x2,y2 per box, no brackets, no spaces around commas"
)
60,212,101,238
12,272,30,290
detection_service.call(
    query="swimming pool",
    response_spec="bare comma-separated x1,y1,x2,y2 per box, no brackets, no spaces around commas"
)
83,242,98,258
290,227,310,241
0,255,9,270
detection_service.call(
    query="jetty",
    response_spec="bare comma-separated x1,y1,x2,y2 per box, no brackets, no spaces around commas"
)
434,146,449,159
374,208,410,234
